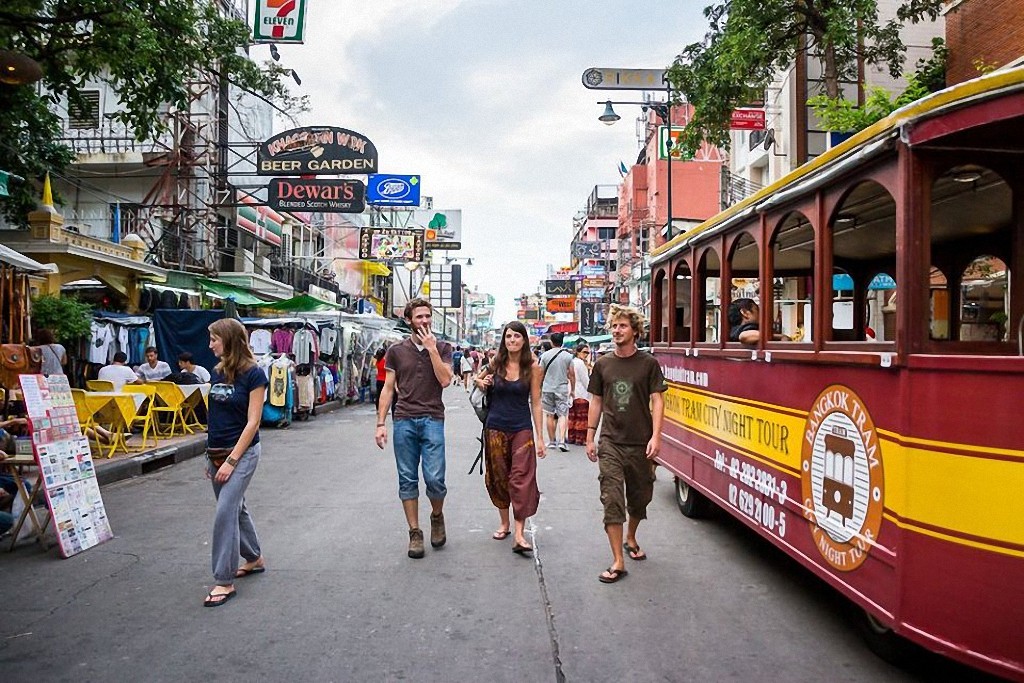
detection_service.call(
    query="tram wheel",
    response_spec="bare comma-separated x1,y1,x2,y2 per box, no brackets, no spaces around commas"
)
857,609,912,664
675,477,711,519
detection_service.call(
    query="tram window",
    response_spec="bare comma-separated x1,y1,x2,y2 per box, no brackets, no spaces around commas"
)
697,250,721,342
674,264,692,343
958,256,1009,342
929,267,950,340
929,165,1013,351
865,273,897,341
771,216,815,342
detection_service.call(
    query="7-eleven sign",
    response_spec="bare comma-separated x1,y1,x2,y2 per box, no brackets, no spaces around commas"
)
253,0,308,43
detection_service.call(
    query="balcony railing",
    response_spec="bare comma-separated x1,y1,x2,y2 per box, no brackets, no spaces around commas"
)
58,118,175,158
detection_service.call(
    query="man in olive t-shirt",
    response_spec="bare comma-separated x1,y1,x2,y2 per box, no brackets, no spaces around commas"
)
586,305,666,584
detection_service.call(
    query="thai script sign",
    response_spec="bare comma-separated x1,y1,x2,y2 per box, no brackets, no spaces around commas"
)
253,0,308,43
367,174,421,206
258,126,378,175
268,178,365,213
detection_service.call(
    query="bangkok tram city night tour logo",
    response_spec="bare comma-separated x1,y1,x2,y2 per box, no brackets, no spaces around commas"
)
801,385,884,572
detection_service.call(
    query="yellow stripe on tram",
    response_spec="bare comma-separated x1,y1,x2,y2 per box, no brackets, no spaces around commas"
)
663,385,1024,552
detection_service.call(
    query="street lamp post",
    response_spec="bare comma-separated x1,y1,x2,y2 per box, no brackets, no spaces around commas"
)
598,98,675,240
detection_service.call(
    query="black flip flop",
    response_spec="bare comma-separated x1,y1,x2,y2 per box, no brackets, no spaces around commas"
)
598,567,628,584
623,542,647,561
492,530,511,540
512,543,534,555
203,590,236,607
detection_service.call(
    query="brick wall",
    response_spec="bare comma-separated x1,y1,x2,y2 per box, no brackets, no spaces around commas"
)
946,0,1024,85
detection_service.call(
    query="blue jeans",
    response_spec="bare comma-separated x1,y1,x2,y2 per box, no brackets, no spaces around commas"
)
392,417,447,501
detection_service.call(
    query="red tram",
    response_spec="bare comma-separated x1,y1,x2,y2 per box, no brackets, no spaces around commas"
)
650,68,1024,680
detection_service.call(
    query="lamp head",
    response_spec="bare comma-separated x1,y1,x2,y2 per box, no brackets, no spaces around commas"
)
0,50,43,86
598,101,620,126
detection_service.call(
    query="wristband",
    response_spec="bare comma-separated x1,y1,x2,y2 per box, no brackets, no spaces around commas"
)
225,456,239,467
587,426,598,431
376,422,385,427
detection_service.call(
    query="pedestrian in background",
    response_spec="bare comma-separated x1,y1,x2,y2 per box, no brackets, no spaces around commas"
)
459,347,474,391
538,332,574,452
375,298,454,559
474,321,545,553
373,346,387,409
35,328,66,376
566,343,592,446
202,318,268,607
586,305,666,584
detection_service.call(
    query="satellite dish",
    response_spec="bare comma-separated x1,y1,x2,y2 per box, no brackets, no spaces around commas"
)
763,128,776,151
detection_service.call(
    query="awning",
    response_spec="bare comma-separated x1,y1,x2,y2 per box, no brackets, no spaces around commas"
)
0,243,49,271
260,294,345,312
362,261,391,277
197,277,272,306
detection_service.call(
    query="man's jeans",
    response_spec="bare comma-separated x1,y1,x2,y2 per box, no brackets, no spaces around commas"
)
392,417,447,501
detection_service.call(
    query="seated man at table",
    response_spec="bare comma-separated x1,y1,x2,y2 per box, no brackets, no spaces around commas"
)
135,347,172,383
175,352,211,384
98,352,143,391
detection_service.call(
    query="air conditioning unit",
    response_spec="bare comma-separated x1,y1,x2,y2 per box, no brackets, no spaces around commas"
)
236,248,255,272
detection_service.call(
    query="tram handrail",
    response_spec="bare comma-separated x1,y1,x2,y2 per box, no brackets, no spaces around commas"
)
1018,313,1024,356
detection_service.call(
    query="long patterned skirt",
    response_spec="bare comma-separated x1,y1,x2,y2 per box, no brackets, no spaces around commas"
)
484,428,539,519
567,398,589,445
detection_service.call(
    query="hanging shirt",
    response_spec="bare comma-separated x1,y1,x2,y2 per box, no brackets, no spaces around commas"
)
89,322,114,364
292,328,315,365
249,328,272,355
319,327,338,355
271,328,294,355
116,325,129,362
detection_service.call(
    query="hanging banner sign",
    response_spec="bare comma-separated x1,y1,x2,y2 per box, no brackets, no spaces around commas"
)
258,126,378,175
545,279,577,296
546,297,577,313
571,240,603,259
582,277,606,288
268,178,365,213
581,302,596,335
581,67,668,90
253,0,309,43
580,288,607,302
367,174,421,206
358,228,424,262
730,109,766,130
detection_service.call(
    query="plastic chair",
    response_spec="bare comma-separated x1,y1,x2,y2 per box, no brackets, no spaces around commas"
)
122,384,159,450
149,381,187,437
71,388,105,453
86,379,115,392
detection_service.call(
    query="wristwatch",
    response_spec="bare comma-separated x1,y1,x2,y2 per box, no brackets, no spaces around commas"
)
226,456,239,467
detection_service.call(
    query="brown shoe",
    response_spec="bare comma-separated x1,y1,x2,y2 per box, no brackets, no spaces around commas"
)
408,528,425,558
430,512,446,548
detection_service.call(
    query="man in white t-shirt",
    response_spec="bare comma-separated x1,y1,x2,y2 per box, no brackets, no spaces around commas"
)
98,352,142,391
177,352,211,383
135,347,172,382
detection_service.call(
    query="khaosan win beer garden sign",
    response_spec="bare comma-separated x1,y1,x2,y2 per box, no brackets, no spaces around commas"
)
257,126,378,176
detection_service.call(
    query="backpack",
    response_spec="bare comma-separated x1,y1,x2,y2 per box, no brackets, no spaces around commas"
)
468,381,489,423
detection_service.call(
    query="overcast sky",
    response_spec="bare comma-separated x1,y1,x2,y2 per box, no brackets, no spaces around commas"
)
277,1,709,323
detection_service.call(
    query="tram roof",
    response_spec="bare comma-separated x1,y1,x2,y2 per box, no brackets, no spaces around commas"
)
651,66,1024,266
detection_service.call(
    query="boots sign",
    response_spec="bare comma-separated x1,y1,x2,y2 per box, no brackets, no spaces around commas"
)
258,126,378,175
268,178,366,213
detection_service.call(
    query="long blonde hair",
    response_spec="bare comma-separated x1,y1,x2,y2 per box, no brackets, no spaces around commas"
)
208,318,255,384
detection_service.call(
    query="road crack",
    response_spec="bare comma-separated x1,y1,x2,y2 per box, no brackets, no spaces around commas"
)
527,523,566,683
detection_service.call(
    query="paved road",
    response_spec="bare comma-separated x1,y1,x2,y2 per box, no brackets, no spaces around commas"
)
0,389,1000,682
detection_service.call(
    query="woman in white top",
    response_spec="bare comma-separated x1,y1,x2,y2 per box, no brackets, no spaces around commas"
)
459,349,475,390
566,344,592,445
35,328,67,376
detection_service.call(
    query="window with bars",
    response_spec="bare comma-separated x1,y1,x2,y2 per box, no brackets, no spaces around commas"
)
68,90,101,129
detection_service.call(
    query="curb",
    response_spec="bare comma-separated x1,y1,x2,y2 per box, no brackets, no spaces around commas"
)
94,398,352,487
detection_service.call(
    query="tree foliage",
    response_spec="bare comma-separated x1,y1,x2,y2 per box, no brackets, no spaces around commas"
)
0,1,300,224
808,37,947,133
31,293,92,343
665,0,945,155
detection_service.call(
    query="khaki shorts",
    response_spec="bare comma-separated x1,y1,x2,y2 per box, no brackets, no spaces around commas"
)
597,440,656,526
541,390,570,417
